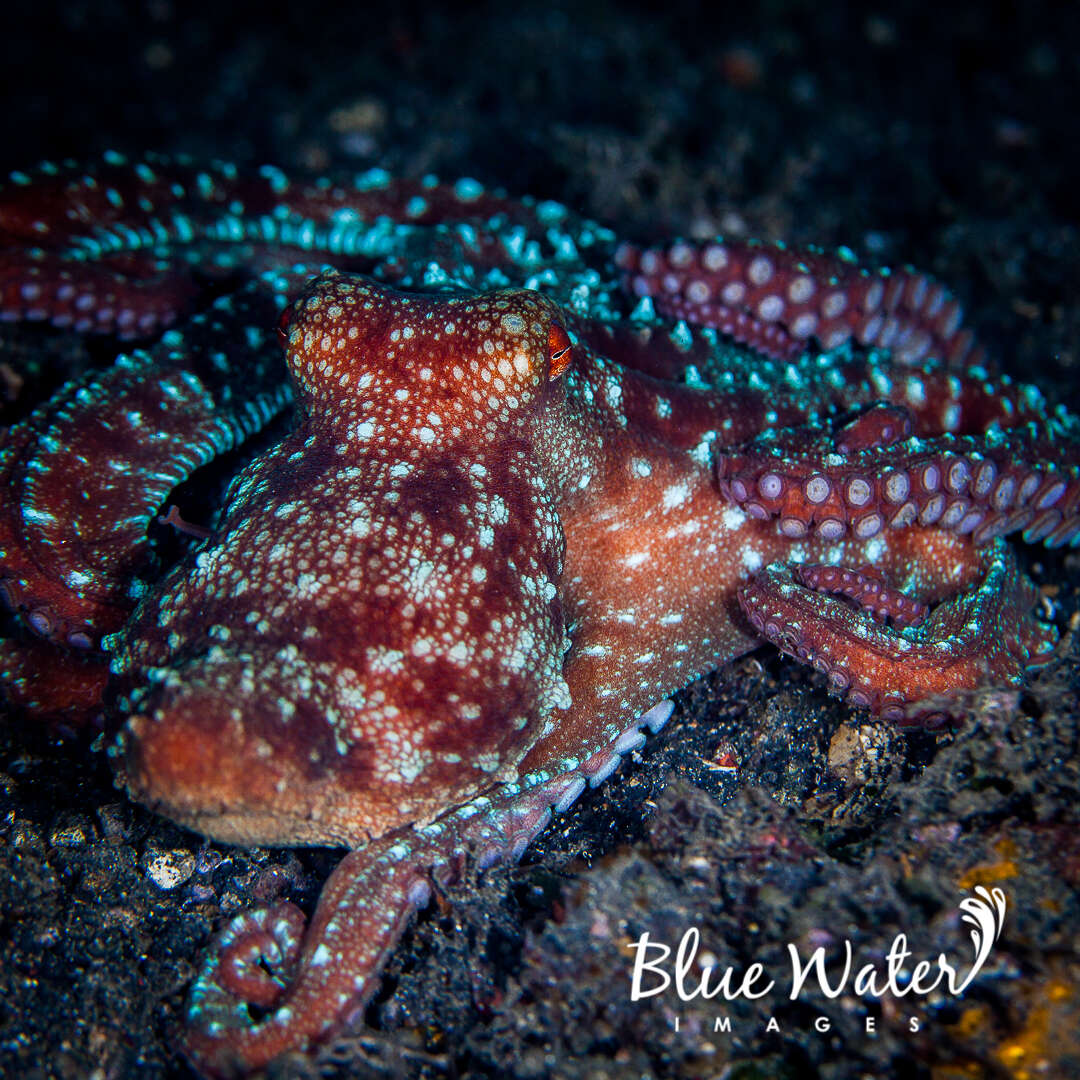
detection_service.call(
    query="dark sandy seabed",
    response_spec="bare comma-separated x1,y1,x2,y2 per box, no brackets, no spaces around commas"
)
0,1,1077,1077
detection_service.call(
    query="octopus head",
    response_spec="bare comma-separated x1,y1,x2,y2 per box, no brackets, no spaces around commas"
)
114,275,579,848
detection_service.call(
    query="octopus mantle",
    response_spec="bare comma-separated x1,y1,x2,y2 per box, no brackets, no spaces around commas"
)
0,155,1075,1075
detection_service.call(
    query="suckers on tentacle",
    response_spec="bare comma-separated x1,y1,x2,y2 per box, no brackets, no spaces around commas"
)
739,537,1057,724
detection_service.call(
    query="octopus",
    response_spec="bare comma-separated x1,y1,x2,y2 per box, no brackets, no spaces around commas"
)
0,153,1075,1076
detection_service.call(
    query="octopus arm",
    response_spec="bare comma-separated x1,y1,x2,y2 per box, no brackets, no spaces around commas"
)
739,536,1057,723
182,703,675,1077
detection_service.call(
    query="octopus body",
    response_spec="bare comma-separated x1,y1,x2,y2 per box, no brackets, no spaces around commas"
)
0,155,1075,1075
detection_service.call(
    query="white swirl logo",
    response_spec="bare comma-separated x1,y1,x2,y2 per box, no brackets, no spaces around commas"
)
953,885,1007,994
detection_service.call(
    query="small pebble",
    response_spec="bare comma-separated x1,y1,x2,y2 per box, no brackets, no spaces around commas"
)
49,814,92,848
142,847,196,890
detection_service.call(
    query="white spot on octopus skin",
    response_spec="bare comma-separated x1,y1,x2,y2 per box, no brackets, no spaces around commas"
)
663,482,690,509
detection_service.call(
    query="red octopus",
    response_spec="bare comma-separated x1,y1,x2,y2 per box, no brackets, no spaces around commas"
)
0,155,1073,1074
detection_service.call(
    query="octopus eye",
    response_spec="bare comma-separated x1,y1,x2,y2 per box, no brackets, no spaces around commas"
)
276,303,296,345
548,322,573,380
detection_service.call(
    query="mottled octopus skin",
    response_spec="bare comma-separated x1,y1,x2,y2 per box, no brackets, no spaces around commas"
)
115,279,577,847
0,155,1075,1075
